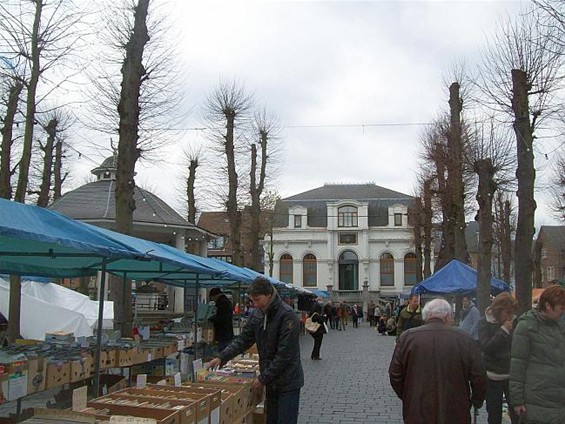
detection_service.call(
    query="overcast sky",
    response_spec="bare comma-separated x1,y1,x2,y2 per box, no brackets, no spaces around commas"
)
68,0,564,226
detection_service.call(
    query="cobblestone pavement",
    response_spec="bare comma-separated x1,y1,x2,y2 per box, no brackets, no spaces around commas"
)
298,321,509,424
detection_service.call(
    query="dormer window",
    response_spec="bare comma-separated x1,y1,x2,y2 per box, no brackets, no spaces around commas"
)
394,213,402,226
294,215,302,228
338,206,358,227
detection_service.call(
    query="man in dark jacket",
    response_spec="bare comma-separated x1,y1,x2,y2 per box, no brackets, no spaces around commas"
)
206,277,304,424
208,287,234,352
389,298,486,424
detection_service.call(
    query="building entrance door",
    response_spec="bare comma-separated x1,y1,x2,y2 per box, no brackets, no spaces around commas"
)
338,251,358,290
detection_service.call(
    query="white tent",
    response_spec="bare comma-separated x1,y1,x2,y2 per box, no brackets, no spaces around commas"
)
19,279,113,329
0,278,93,340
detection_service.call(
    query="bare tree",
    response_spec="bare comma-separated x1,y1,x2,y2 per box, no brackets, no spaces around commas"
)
182,146,203,224
478,9,563,312
548,151,565,220
0,0,85,203
204,80,253,266
467,122,515,313
248,108,281,271
0,78,23,199
493,191,515,284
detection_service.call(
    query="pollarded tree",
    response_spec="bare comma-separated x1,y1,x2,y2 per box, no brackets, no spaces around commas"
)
478,8,563,312
467,122,515,313
204,80,253,266
248,107,282,271
548,152,565,220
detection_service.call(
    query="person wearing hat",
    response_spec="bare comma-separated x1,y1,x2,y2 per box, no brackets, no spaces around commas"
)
206,277,304,424
208,287,234,352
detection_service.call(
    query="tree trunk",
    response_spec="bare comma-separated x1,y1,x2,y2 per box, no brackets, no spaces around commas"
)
511,69,535,314
7,274,21,344
249,131,268,271
0,81,23,199
434,144,453,270
113,0,150,337
225,111,242,266
412,196,424,282
422,178,433,278
448,82,469,264
37,118,57,207
53,139,64,201
186,159,198,224
475,158,497,314
14,0,43,203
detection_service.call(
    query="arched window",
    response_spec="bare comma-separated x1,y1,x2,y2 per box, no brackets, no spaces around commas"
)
280,254,293,283
404,253,417,286
338,206,358,227
380,253,394,286
303,254,317,287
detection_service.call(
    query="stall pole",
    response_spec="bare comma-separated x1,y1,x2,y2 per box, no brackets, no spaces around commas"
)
93,260,107,397
193,275,200,361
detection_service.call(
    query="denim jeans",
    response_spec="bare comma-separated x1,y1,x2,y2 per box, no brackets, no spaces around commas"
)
265,387,300,424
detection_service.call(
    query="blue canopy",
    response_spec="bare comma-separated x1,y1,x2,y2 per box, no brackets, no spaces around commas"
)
411,259,510,295
309,289,330,298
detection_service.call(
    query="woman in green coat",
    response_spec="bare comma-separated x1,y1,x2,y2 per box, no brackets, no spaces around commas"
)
509,285,565,424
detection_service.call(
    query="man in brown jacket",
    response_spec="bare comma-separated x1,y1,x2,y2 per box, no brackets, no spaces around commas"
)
389,298,486,424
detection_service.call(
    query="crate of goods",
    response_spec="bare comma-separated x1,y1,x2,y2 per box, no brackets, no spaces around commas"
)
119,385,221,424
84,398,181,424
46,359,70,389
71,354,94,383
0,357,28,403
131,346,150,365
26,355,46,395
88,393,197,424
183,381,257,424
196,370,256,385
116,348,134,367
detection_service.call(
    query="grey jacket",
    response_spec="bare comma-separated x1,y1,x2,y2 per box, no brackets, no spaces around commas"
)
509,309,565,424
219,291,304,393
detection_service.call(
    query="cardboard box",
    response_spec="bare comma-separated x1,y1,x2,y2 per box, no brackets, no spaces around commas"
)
71,355,94,383
88,394,197,424
27,357,46,394
183,381,254,423
131,347,149,365
117,385,221,424
85,401,180,424
46,360,70,389
116,348,134,367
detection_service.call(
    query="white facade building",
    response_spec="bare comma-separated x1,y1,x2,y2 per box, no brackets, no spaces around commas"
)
264,184,417,295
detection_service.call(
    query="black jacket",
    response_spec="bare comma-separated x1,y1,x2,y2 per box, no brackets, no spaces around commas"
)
219,291,304,392
478,310,512,376
209,294,234,343
309,302,326,336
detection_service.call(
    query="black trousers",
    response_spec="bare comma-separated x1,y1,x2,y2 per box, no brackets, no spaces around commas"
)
310,333,323,359
485,378,519,424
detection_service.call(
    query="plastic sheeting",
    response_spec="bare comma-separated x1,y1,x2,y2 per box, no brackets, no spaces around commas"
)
411,259,510,295
20,280,113,329
0,277,93,340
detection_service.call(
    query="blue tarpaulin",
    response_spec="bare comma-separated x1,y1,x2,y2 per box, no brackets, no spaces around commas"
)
411,259,510,295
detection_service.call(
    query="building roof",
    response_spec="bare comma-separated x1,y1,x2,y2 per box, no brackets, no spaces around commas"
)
538,226,565,251
49,179,198,230
284,183,413,201
197,211,231,236
276,183,414,228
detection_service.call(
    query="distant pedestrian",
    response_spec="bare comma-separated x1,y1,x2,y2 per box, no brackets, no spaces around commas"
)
396,295,423,339
377,315,388,335
352,304,362,328
374,303,383,326
509,285,565,424
478,292,519,424
389,298,486,424
323,301,335,330
308,300,327,360
386,316,397,336
459,295,480,341
368,301,376,326
338,302,349,330
208,287,234,352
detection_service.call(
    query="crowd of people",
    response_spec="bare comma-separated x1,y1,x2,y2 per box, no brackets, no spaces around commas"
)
204,279,565,424
389,285,565,424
